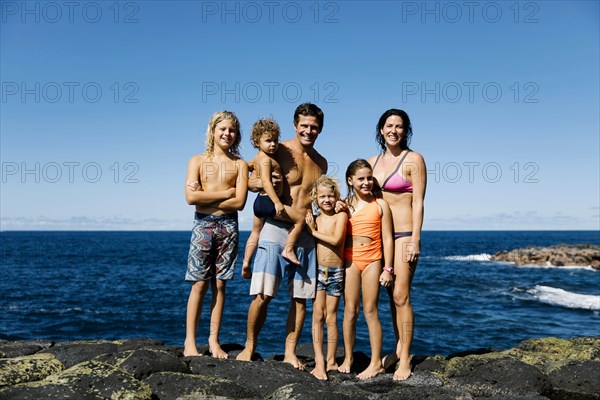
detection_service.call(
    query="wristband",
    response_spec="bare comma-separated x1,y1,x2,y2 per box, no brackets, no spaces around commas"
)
384,267,394,274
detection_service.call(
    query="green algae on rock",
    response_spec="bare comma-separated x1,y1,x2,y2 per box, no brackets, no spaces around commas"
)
46,360,153,400
0,353,63,387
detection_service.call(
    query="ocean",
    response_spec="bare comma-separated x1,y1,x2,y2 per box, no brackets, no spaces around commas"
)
1,230,599,358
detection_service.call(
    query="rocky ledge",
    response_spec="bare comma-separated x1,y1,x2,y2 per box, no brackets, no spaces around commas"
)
491,244,600,270
1,336,599,399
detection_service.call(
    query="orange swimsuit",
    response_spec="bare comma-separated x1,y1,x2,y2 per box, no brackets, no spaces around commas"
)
344,200,383,271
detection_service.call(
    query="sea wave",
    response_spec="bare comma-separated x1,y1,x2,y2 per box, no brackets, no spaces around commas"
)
526,285,600,311
444,253,492,261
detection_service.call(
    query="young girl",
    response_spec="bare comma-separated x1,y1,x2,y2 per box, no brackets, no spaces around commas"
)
338,159,394,380
184,111,248,358
242,118,305,277
305,175,348,380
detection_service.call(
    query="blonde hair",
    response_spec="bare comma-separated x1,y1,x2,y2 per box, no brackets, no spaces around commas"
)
250,117,280,149
205,111,242,157
310,175,341,209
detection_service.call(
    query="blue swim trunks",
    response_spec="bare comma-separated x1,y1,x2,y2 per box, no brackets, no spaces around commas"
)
317,265,344,297
185,212,239,282
253,194,276,218
249,219,316,299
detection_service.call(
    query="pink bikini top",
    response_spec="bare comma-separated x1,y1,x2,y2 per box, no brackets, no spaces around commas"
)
372,151,413,193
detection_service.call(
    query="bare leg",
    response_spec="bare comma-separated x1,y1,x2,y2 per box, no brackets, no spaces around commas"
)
184,280,209,356
338,265,360,373
208,278,228,359
382,281,399,370
393,237,417,381
311,291,327,380
280,206,305,266
387,282,399,341
284,298,306,370
325,293,341,372
356,262,385,380
281,222,303,265
242,217,264,279
236,294,272,361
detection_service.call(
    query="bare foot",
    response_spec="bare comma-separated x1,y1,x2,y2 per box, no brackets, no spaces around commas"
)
310,365,328,380
241,261,252,279
356,363,384,380
209,342,228,359
283,354,305,371
281,247,301,265
183,342,201,357
392,356,413,381
382,352,398,370
337,358,352,373
326,361,339,372
236,347,253,361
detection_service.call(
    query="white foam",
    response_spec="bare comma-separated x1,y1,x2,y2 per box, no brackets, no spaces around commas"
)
444,253,492,261
527,285,600,311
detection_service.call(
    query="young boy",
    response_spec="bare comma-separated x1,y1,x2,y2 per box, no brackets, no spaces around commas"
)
305,175,347,380
183,111,248,358
242,118,305,277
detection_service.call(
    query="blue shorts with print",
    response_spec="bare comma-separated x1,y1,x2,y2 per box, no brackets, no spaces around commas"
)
316,265,344,297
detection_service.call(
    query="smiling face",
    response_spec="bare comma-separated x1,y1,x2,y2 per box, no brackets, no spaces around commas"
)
213,119,238,151
380,115,405,148
294,115,321,147
316,184,337,212
347,167,374,197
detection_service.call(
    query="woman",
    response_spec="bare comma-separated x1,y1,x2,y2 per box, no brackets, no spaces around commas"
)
368,109,426,381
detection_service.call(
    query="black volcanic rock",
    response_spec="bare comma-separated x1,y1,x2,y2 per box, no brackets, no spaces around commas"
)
0,353,63,386
445,356,551,397
114,338,165,352
40,341,118,368
144,371,256,399
547,361,600,400
0,340,54,358
0,336,599,400
188,356,325,398
94,348,190,379
0,381,104,400
45,360,152,399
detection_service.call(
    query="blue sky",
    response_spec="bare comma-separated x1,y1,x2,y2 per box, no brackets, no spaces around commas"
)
1,0,598,231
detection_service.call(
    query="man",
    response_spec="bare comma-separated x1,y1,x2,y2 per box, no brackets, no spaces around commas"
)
236,103,327,369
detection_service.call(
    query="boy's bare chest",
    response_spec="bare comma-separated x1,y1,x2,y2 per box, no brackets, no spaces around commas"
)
316,215,337,235
200,159,238,187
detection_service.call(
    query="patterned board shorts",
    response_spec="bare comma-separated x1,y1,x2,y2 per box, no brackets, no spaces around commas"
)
185,212,239,282
316,265,344,297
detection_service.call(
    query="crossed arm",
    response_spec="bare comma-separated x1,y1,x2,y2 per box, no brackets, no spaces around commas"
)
185,155,249,212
